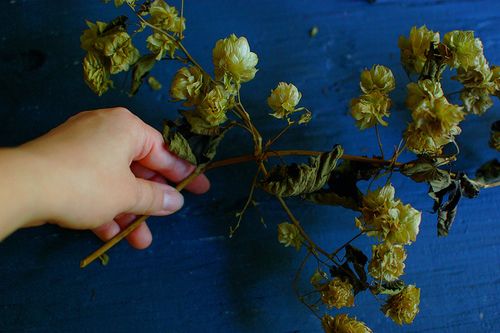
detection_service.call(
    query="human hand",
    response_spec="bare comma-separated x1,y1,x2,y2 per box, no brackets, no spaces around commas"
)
16,107,209,248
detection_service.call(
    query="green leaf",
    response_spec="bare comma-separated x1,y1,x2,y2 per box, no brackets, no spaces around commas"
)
476,159,500,183
261,145,343,197
130,54,156,95
370,280,405,296
163,124,197,165
303,159,379,211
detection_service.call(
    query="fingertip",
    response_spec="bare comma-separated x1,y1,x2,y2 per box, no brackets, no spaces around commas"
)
127,222,153,250
185,174,211,194
158,186,184,215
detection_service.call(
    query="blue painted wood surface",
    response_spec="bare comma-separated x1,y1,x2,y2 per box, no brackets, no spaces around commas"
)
0,1,499,332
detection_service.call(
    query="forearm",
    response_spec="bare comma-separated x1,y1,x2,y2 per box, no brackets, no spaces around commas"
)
0,148,49,239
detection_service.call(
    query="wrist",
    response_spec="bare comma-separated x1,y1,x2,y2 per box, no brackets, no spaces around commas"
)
0,147,55,237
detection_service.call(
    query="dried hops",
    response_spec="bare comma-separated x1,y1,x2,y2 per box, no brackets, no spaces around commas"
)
443,30,484,70
350,92,391,129
399,25,440,74
213,34,258,83
81,20,140,95
404,79,465,155
382,285,421,325
321,314,373,333
368,243,406,282
277,222,302,250
146,0,185,60
355,183,421,245
319,277,355,309
360,65,396,94
196,85,233,126
350,65,394,129
268,82,302,119
170,66,206,105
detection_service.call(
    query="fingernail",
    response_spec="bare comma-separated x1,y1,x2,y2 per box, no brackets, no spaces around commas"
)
163,189,184,212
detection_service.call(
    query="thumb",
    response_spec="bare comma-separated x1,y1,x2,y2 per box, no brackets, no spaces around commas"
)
128,179,184,216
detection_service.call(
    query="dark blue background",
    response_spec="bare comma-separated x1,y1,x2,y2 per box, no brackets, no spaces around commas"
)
0,1,499,332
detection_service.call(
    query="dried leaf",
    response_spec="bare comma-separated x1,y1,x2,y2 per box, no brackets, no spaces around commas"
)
345,245,368,286
430,173,480,236
130,54,156,95
181,110,222,136
261,145,343,197
163,124,197,165
304,160,379,211
330,245,369,294
476,159,500,183
370,280,405,296
162,118,232,168
401,158,451,192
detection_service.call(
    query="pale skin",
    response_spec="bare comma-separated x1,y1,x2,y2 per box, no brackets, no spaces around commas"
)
0,107,210,248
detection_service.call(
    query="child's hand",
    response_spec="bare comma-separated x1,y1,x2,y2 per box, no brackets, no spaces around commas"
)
15,107,209,248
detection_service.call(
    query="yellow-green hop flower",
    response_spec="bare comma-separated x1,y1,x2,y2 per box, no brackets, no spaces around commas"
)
460,88,493,115
405,79,444,111
82,52,112,96
277,222,302,250
411,97,465,145
94,31,140,74
443,30,484,70
321,314,373,333
382,285,421,325
80,20,108,53
403,122,443,155
368,242,406,282
196,85,231,126
490,66,500,97
360,65,395,94
398,26,440,74
147,32,178,60
213,34,258,83
267,82,302,119
320,277,355,309
170,66,206,106
350,91,391,130
148,0,185,33
454,55,492,88
356,184,421,245
390,202,421,244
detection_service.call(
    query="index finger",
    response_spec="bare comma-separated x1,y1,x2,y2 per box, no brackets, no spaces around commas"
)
132,120,210,194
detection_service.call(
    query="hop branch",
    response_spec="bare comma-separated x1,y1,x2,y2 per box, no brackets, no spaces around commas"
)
80,2,500,331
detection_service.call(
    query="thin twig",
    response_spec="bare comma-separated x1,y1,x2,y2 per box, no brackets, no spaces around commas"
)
229,169,261,237
265,122,294,150
331,231,364,258
179,0,184,40
292,251,321,320
374,124,384,159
